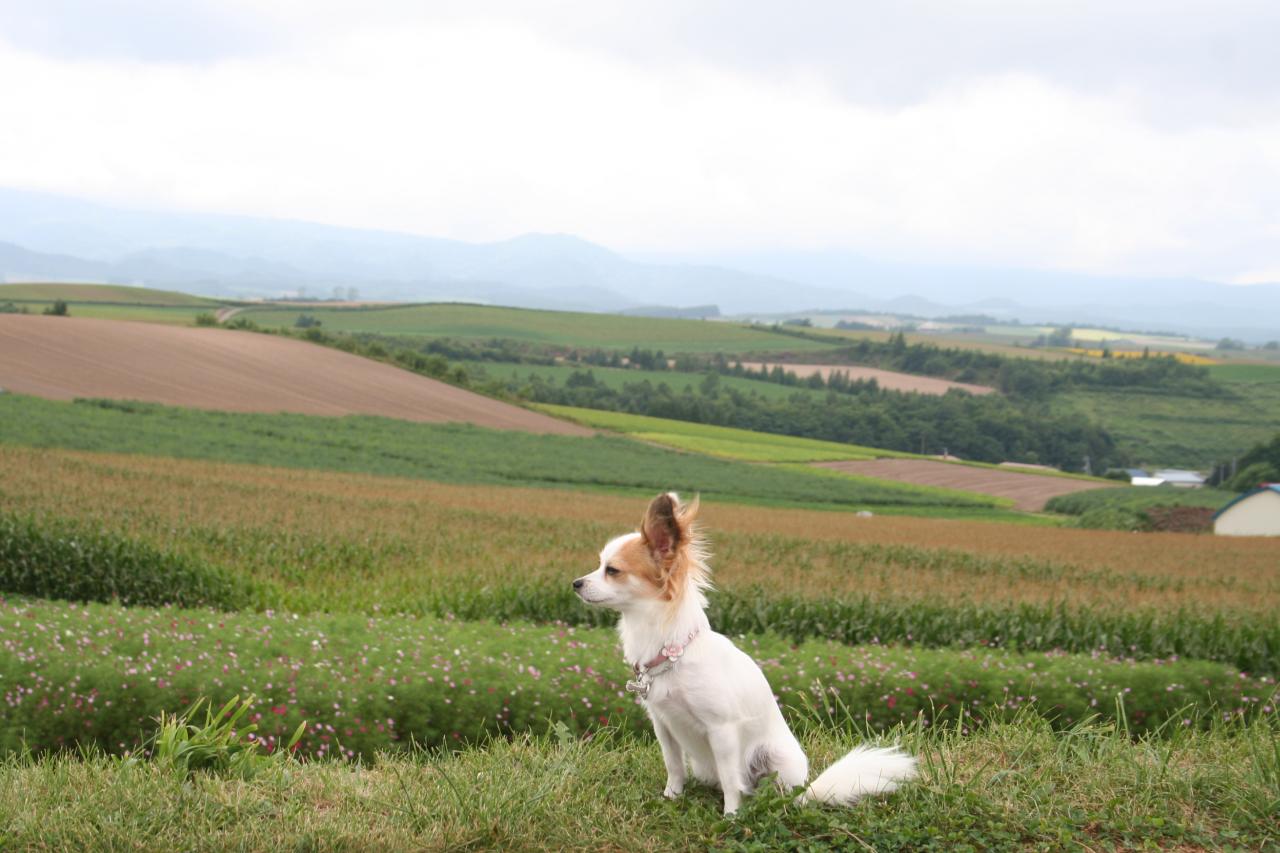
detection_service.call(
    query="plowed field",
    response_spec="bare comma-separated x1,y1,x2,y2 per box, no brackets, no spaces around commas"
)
816,458,1113,510
0,315,590,435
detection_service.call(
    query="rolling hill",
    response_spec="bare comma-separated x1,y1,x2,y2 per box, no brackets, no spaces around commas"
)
0,315,589,435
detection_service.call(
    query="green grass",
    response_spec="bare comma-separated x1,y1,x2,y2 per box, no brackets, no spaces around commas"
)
1057,379,1280,469
1046,486,1237,517
9,302,217,325
237,303,837,354
535,404,913,463
0,282,221,306
0,395,986,510
3,599,1274,760
474,359,822,402
2,715,1276,851
1207,362,1280,382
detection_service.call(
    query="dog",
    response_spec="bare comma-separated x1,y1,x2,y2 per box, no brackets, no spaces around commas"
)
572,491,916,815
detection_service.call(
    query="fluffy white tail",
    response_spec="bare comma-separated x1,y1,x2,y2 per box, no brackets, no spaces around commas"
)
800,745,917,806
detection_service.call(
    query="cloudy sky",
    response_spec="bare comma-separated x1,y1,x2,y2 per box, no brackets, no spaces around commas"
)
1,1,1278,282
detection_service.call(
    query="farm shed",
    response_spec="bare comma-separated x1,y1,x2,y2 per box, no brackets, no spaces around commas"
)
1152,469,1206,488
1213,484,1280,537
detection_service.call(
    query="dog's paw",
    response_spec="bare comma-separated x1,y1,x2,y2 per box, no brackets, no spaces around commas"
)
663,783,684,799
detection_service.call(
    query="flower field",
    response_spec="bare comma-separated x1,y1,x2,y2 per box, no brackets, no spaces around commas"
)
2,599,1274,760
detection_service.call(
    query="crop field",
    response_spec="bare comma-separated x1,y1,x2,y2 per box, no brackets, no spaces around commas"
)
0,282,221,306
1056,378,1280,468
0,396,983,511
3,446,1276,657
740,361,996,395
815,459,1116,512
471,359,821,402
236,302,838,354
0,316,590,435
535,404,915,463
3,438,1279,848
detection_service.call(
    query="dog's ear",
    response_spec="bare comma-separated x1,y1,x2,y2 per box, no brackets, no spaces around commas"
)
641,492,681,563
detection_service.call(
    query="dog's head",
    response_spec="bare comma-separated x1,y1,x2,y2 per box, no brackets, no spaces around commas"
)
573,491,709,613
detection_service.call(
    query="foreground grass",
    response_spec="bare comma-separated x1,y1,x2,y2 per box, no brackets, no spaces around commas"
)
1,717,1276,851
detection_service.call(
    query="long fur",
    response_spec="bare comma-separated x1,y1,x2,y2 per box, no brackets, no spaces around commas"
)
573,492,916,814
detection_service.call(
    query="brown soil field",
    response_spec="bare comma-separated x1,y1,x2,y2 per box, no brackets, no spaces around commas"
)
741,362,995,395
815,458,1115,511
0,315,591,436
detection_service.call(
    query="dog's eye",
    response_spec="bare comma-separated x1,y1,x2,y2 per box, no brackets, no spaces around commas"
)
604,565,620,576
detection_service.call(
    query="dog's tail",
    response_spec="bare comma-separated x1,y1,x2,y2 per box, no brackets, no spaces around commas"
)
799,745,917,806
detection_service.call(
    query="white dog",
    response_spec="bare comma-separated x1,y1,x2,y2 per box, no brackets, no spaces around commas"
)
573,492,916,815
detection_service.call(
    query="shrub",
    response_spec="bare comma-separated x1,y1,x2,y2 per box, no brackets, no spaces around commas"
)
193,312,218,326
42,299,69,316
0,512,256,610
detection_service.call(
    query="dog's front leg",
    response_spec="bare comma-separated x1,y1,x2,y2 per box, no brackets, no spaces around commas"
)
708,728,747,815
651,716,686,799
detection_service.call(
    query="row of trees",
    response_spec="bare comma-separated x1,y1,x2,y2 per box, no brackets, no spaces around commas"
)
507,369,1121,472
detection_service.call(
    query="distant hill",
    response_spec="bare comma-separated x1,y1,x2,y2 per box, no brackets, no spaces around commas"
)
2,186,1279,339
0,282,220,306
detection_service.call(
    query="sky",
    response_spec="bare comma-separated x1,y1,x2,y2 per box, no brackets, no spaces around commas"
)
0,0,1278,282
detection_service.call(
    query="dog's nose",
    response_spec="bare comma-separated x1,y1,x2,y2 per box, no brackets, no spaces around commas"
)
572,579,584,590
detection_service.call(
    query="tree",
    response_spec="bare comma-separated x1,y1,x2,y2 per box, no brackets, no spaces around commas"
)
43,299,69,316
1046,327,1073,347
1225,432,1280,491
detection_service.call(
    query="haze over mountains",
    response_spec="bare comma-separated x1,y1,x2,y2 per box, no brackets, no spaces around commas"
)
2,187,1277,340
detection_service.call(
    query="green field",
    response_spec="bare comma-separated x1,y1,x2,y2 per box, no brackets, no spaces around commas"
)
0,282,221,306
473,359,820,402
0,395,987,510
1057,373,1280,468
238,303,837,354
536,403,912,463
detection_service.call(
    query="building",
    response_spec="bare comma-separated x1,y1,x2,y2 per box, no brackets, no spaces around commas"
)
1151,469,1206,488
1213,484,1280,537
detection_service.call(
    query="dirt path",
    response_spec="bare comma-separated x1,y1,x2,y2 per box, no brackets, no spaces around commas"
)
0,315,592,436
740,362,995,395
815,458,1115,511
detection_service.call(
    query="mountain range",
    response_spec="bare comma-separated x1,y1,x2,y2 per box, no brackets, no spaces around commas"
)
1,187,1277,340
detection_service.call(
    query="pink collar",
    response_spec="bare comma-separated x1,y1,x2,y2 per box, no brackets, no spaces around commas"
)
633,627,700,674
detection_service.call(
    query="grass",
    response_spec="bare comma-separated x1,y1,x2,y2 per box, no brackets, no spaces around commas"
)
0,283,222,306
1046,485,1236,517
536,403,914,463
3,302,218,325
2,598,1274,759
473,359,826,402
2,715,1276,851
3,447,1277,671
0,395,986,511
237,303,838,354
1056,377,1280,469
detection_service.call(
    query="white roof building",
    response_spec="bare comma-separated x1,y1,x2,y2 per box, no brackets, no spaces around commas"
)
1151,469,1206,488
1213,485,1280,537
